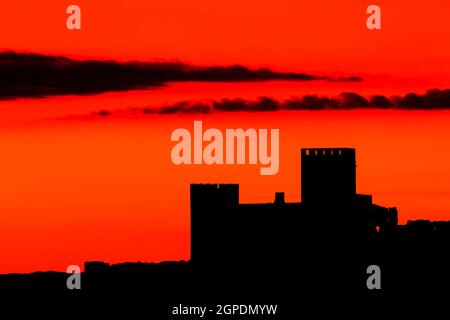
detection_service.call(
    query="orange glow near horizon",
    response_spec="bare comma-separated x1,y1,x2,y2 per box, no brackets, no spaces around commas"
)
1,101,450,273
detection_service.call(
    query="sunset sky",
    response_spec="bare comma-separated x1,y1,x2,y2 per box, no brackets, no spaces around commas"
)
0,1,449,79
0,1,449,273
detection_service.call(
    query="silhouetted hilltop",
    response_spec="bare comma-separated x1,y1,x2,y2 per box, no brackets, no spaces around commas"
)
1,147,450,313
85,260,190,273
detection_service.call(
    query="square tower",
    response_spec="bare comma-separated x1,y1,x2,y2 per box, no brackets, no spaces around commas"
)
190,184,239,266
301,148,356,205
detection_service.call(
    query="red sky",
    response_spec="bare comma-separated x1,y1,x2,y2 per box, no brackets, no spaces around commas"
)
0,1,449,79
0,1,449,273
2,105,450,273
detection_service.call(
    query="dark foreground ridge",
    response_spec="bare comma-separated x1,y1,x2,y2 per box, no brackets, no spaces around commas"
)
1,148,449,314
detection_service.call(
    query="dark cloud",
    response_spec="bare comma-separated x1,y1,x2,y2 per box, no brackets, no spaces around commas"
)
0,51,361,99
283,95,340,110
158,101,211,114
392,89,450,109
60,89,450,120
212,97,278,112
369,95,393,109
0,52,162,99
97,110,112,117
339,92,369,109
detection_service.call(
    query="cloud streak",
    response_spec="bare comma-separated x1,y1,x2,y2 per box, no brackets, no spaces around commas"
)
0,52,360,99
59,89,450,120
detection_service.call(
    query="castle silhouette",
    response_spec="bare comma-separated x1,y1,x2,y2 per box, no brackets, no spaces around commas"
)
187,148,450,291
50,148,450,286
2,148,450,309
191,148,397,269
